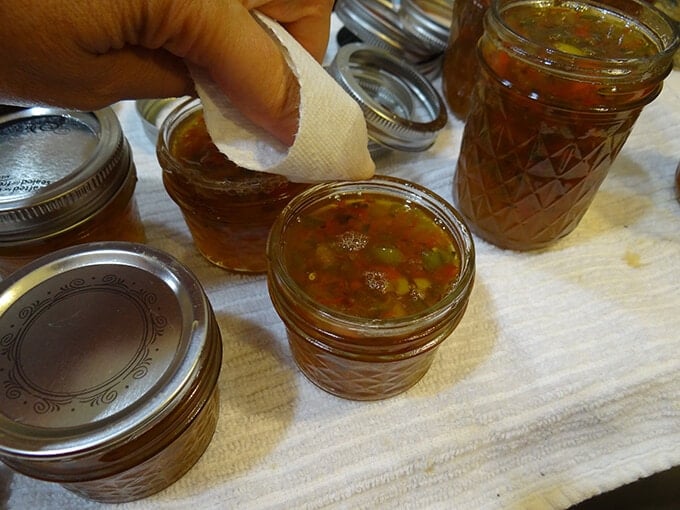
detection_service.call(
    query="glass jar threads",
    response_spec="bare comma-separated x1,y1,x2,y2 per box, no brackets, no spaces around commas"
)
267,176,475,400
0,242,222,503
156,98,309,273
453,0,680,251
0,107,146,277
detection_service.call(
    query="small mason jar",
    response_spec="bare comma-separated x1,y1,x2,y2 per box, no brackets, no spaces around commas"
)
0,107,146,277
156,98,309,273
453,0,680,250
267,176,475,400
0,242,222,503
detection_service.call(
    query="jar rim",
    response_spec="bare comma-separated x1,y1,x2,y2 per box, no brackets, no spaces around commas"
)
487,0,680,80
266,175,476,337
156,97,292,195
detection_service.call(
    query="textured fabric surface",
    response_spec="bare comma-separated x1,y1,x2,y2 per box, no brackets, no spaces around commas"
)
2,40,679,510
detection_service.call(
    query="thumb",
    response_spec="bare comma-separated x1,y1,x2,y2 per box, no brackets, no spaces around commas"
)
151,1,300,146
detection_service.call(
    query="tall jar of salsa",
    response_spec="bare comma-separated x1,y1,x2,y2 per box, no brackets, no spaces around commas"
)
454,0,680,250
267,176,475,400
157,98,309,273
441,0,490,121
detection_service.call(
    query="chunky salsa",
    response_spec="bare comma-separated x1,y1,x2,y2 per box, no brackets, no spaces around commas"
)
454,0,671,250
282,193,461,319
483,2,662,108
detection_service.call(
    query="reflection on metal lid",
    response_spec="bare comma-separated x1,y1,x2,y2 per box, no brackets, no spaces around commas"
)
334,0,453,77
0,107,133,241
0,242,217,459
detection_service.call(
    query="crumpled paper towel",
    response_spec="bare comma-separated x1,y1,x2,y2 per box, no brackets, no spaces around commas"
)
191,12,375,183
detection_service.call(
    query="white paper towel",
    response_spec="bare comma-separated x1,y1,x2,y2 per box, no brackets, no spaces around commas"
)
191,12,375,183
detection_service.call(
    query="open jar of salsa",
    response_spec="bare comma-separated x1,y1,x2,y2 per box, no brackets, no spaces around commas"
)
267,176,475,400
156,98,309,273
454,0,680,250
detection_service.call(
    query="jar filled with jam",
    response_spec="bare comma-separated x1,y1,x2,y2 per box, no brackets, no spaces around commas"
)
267,176,475,400
441,0,489,121
0,107,146,277
454,0,680,250
156,98,309,273
0,242,222,503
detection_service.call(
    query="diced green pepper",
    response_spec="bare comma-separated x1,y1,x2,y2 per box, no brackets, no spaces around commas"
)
372,246,405,265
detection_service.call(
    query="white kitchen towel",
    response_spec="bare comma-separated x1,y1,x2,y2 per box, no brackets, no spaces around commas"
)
191,12,375,183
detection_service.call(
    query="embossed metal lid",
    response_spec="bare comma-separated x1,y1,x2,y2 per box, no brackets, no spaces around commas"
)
0,107,134,243
328,43,448,153
0,242,220,460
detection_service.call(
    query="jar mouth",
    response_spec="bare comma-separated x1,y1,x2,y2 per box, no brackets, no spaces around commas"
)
267,175,476,335
488,0,680,81
156,97,290,195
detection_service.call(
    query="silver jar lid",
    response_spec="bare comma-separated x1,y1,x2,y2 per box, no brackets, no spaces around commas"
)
0,107,134,243
334,0,452,77
328,43,448,153
399,0,453,51
0,242,221,463
135,96,189,144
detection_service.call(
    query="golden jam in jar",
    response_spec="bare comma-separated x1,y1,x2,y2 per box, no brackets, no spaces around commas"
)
157,98,309,273
441,0,489,121
0,243,222,503
454,0,679,250
267,177,475,400
0,107,146,277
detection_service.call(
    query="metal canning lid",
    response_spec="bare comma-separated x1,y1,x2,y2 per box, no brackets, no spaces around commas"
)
0,242,220,461
334,0,451,76
399,0,453,52
328,43,448,152
135,97,190,144
0,107,134,243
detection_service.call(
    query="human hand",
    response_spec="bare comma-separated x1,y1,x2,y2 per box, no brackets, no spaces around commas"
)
0,0,334,146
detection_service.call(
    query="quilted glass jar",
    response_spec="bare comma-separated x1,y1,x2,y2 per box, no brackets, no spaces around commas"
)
156,98,308,273
267,176,475,400
0,242,222,503
453,0,679,250
0,107,146,277
441,0,489,120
